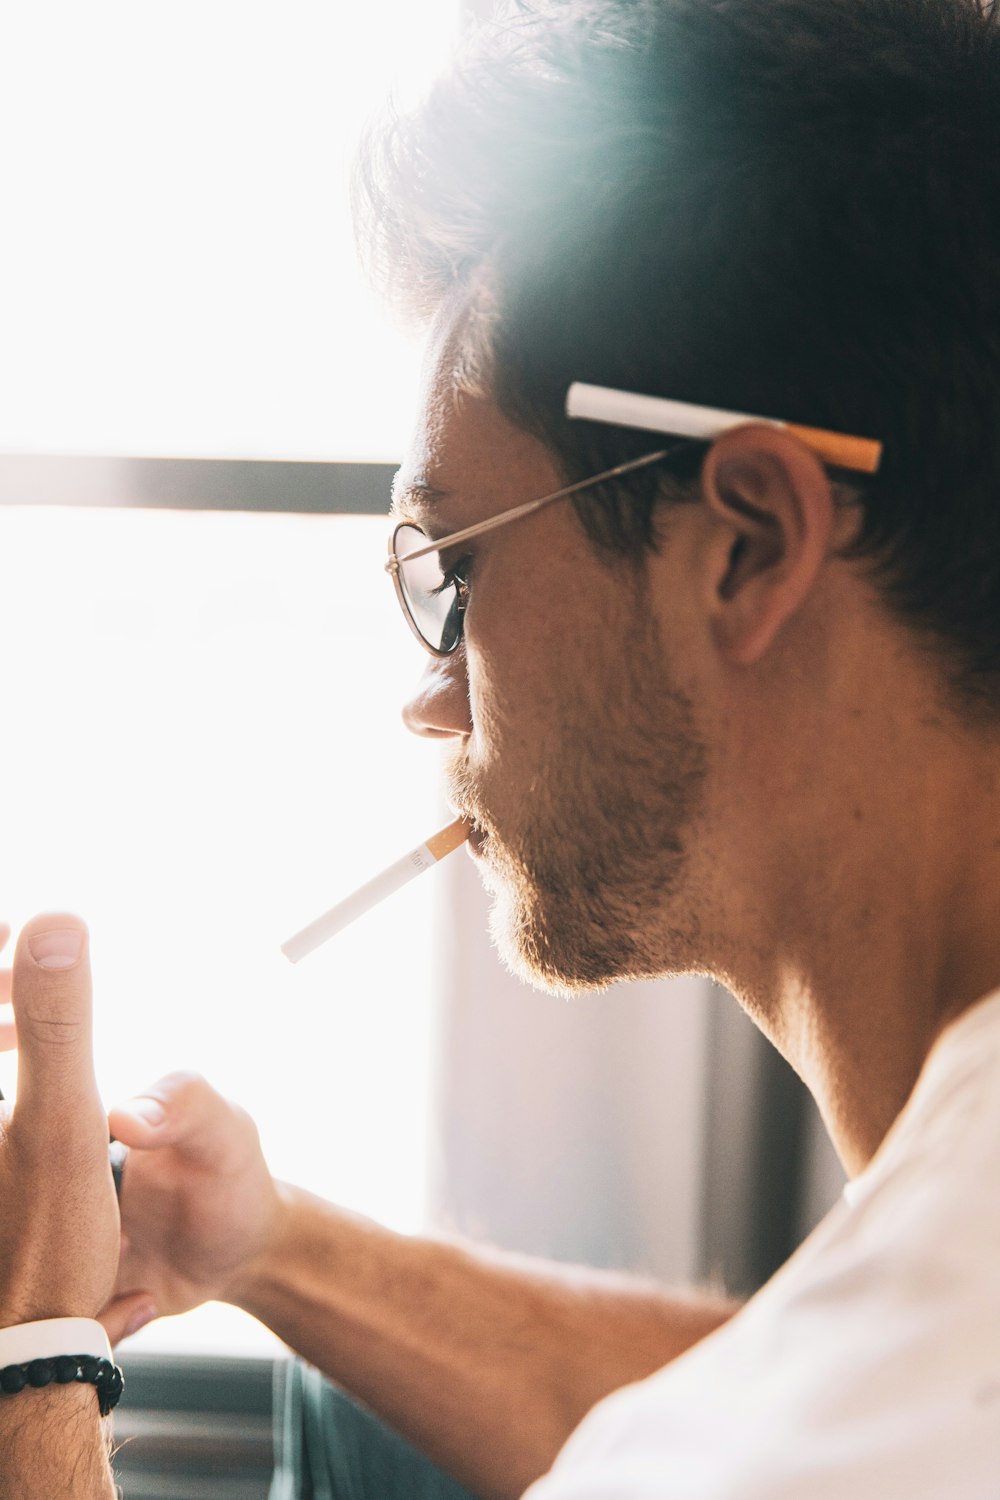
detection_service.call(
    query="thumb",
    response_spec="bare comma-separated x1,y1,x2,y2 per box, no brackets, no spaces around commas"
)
109,1070,224,1168
11,914,97,1120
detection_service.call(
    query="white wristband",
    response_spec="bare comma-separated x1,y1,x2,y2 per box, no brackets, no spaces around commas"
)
0,1319,113,1367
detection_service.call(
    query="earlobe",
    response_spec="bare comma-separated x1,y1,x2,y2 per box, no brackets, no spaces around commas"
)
700,425,835,665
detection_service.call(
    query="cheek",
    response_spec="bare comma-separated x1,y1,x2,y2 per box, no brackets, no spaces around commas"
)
461,565,536,746
462,530,613,748
465,629,593,778
464,642,515,758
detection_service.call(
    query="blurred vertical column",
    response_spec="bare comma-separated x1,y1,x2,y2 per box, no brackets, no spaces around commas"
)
697,989,845,1295
429,849,714,1284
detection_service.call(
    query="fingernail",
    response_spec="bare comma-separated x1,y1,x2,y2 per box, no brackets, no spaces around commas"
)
125,1303,158,1339
28,928,85,970
126,1097,166,1126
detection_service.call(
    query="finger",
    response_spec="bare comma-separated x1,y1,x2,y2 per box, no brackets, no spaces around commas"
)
0,966,10,1002
109,1070,228,1166
0,922,9,953
11,914,97,1126
99,1292,160,1349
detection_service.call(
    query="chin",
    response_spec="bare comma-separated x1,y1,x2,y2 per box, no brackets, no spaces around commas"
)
486,902,596,996
483,866,652,999
479,824,713,996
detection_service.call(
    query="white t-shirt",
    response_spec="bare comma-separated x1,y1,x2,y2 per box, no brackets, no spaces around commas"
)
524,989,1000,1500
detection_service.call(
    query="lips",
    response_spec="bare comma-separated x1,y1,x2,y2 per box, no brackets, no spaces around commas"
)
444,767,491,857
449,803,490,857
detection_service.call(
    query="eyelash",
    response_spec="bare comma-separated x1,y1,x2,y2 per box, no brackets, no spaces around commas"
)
433,554,473,605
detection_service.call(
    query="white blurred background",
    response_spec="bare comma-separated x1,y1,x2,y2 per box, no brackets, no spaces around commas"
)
0,0,462,1353
0,0,460,460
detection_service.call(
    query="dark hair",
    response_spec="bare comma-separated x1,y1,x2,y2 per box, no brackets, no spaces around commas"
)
356,0,1000,708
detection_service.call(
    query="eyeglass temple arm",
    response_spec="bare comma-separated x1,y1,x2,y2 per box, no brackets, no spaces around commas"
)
386,447,674,571
567,383,883,475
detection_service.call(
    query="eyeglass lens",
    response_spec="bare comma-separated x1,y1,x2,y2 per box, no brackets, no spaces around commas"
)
393,523,464,655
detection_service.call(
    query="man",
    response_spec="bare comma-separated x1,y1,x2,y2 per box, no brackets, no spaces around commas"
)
2,0,999,1494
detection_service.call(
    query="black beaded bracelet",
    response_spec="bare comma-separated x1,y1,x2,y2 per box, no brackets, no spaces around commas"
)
0,1354,124,1416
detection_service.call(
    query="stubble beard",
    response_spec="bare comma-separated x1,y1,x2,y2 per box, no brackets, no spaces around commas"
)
448,610,710,997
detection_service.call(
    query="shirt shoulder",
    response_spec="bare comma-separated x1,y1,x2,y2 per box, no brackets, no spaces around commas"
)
525,990,1000,1500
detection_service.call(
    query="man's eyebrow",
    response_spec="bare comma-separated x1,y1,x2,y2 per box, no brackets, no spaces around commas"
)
388,477,450,523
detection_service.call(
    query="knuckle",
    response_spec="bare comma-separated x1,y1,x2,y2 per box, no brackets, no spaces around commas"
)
17,1010,85,1048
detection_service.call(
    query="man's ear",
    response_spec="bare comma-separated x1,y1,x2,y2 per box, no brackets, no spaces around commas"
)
699,424,837,665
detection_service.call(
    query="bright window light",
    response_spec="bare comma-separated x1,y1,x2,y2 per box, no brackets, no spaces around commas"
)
0,507,446,1354
0,1,460,1354
0,1,460,459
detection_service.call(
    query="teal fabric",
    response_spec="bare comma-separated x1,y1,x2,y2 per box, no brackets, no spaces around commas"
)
270,1358,481,1500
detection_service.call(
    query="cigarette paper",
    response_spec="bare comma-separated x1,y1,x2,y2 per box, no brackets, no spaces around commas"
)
281,815,472,964
566,382,882,475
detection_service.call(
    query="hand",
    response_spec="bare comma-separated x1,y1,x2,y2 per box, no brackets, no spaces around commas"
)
102,1072,282,1343
0,915,119,1327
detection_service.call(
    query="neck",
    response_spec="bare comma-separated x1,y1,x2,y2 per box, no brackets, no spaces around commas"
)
722,685,1000,1178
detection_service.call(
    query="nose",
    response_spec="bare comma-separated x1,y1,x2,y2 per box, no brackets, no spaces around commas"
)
402,650,472,739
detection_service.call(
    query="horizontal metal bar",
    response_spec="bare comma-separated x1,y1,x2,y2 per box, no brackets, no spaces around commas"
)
110,1470,272,1500
113,1407,274,1454
116,1352,276,1414
0,455,398,515
110,1355,276,1500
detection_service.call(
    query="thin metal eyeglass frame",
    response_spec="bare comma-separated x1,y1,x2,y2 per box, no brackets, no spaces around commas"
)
385,444,688,657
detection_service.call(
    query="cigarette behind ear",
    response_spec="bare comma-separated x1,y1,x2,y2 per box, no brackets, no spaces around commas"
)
567,383,882,475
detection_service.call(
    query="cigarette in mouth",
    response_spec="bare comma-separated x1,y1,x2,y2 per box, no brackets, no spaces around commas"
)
281,816,473,964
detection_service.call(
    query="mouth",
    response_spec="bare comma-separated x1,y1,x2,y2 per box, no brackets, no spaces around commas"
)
467,821,489,858
444,762,493,859
448,801,491,859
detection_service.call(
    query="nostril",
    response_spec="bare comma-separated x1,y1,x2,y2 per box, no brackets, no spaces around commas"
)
402,658,473,739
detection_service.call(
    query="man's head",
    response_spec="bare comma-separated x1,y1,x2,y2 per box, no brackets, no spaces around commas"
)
392,315,714,995
363,0,1000,1021
361,0,1000,703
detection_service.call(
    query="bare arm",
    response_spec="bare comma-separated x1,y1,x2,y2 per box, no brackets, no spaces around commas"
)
233,1185,738,1500
0,1387,115,1499
107,1076,738,1500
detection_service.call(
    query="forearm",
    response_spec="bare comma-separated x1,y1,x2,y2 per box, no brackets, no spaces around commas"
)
0,1386,116,1498
0,917,122,1499
233,1183,738,1500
